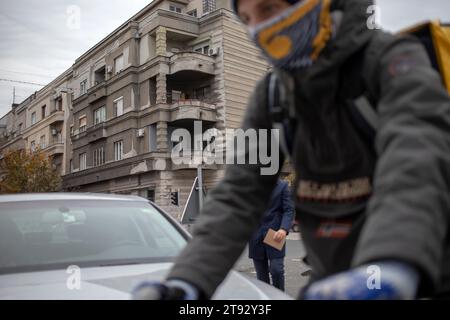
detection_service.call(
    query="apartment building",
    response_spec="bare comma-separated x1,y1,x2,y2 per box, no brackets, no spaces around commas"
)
0,104,26,154
0,0,270,218
0,71,72,175
61,0,269,217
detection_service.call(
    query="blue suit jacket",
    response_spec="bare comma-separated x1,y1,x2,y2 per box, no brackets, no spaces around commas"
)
248,180,295,260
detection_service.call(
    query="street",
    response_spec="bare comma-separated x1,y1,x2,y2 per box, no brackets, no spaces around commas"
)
233,234,311,298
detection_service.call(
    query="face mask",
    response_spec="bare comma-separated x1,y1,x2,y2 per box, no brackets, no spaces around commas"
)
248,0,333,70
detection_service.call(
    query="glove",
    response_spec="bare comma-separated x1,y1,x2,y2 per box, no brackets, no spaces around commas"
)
131,279,200,300
304,261,419,300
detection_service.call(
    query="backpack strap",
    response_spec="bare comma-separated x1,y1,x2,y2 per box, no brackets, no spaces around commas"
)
267,72,297,159
350,95,379,138
346,32,399,143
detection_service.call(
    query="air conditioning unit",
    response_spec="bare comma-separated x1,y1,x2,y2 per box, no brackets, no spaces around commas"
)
137,128,145,138
51,129,58,136
106,65,113,74
209,47,220,56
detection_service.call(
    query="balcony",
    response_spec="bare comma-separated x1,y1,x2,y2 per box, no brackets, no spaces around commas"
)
169,99,217,122
62,152,172,189
87,122,107,143
40,135,64,156
47,110,64,125
145,9,199,37
87,81,107,104
71,122,107,150
169,52,215,76
46,142,64,156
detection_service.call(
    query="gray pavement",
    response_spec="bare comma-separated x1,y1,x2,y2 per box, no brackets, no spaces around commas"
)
233,234,311,298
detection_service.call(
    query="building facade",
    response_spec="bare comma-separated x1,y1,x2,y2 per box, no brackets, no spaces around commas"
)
0,0,270,218
0,71,72,175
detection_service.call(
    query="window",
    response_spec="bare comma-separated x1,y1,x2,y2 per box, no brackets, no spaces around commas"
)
0,200,187,272
149,78,157,106
114,97,124,117
93,147,105,167
94,66,106,85
187,9,197,17
69,159,73,173
79,153,87,170
149,124,157,152
168,126,177,151
94,106,106,125
70,125,74,136
41,105,46,119
170,90,182,103
114,55,124,74
194,43,210,55
147,189,155,202
194,86,211,101
56,98,63,111
40,135,46,149
169,4,182,13
30,141,36,152
79,116,87,133
80,80,87,95
31,112,37,125
203,0,216,14
114,140,123,161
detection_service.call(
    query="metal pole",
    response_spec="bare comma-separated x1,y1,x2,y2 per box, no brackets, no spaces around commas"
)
197,165,203,211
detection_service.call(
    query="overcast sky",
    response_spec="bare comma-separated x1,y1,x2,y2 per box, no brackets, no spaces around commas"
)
1,0,450,118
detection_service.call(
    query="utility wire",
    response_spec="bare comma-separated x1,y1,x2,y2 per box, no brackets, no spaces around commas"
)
0,68,54,79
0,78,76,92
0,78,46,87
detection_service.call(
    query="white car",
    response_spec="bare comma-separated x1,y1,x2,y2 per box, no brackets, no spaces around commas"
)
0,193,291,300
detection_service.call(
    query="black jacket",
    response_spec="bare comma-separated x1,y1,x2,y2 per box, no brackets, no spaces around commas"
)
168,0,450,298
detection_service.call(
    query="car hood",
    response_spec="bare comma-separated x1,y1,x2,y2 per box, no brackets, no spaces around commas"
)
0,263,292,300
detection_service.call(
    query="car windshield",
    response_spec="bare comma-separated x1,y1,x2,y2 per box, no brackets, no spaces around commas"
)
0,199,187,274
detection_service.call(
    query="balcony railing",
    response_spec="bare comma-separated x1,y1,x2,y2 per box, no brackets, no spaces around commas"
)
166,93,215,105
39,136,64,156
87,81,107,103
166,95,217,122
169,52,215,75
50,106,63,114
48,110,64,125
50,135,64,145
71,122,107,146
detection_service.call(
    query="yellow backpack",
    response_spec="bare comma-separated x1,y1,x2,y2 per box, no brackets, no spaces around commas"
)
401,20,450,94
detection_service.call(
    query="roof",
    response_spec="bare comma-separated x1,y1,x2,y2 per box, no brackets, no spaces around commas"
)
74,0,165,65
0,193,147,203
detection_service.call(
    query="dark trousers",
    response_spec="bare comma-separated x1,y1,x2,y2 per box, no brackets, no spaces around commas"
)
252,258,285,291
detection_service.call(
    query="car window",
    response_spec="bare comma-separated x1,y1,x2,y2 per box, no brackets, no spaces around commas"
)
0,200,187,274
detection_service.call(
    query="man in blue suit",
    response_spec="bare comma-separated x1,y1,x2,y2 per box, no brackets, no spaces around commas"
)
248,179,295,291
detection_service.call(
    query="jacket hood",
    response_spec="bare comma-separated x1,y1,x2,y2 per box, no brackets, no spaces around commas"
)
327,0,376,67
273,0,380,187
282,0,377,104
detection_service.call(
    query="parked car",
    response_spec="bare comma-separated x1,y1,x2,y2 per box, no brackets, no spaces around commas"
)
0,193,291,300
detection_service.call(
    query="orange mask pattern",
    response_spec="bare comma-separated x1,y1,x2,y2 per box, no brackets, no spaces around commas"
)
249,0,333,69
